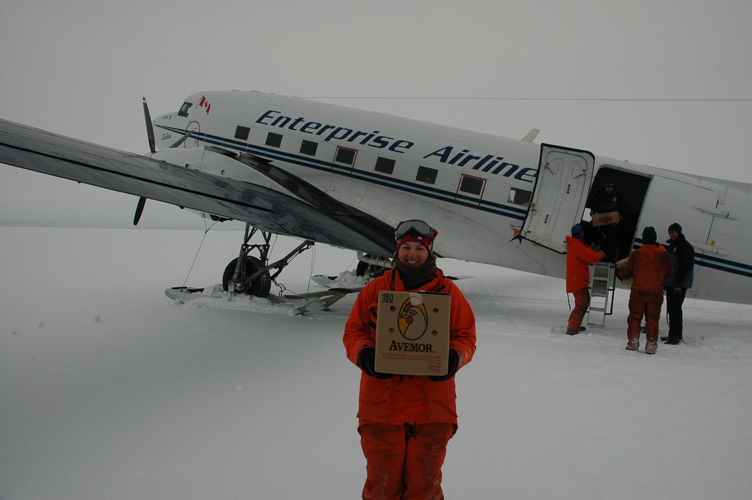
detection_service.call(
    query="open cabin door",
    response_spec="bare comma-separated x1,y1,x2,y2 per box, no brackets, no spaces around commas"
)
520,144,594,253
639,176,718,249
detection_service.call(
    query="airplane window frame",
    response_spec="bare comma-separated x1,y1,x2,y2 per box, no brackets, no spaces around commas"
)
178,102,192,117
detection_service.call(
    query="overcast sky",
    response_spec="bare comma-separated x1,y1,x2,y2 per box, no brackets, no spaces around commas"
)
1,0,750,227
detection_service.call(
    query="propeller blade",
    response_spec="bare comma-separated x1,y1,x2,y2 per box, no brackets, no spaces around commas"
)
134,97,155,226
133,196,147,226
142,97,156,153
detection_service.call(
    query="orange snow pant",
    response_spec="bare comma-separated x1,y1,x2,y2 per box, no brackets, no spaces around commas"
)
567,287,591,332
627,288,664,345
360,422,455,500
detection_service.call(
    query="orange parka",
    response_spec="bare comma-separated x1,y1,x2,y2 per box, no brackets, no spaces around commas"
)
343,267,476,428
619,243,674,294
565,236,605,293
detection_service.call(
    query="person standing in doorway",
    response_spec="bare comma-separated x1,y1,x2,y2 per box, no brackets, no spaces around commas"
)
589,179,627,261
662,223,694,344
565,224,606,335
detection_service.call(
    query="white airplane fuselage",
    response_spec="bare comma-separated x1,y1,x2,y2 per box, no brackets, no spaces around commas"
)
146,90,749,306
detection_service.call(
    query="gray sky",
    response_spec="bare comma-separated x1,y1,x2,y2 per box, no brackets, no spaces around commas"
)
1,0,751,227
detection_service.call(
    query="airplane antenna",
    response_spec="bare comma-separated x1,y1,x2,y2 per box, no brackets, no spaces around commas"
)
522,128,540,143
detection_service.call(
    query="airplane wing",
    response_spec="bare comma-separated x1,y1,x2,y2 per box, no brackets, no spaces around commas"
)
0,119,396,256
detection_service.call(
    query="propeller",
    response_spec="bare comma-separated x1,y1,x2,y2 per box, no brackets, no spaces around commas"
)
133,196,147,226
134,97,155,225
143,96,156,154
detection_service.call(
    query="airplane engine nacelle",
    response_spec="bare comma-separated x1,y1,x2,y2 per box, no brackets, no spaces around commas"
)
150,146,307,221
151,146,260,183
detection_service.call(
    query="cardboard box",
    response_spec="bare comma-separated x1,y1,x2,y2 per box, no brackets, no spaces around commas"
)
591,211,621,227
375,291,451,376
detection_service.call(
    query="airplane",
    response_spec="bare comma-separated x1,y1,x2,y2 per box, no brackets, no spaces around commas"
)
1,89,750,307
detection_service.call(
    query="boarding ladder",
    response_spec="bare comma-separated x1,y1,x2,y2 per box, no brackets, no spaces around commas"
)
587,261,616,327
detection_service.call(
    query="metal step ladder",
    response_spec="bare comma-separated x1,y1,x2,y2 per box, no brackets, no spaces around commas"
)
587,261,616,327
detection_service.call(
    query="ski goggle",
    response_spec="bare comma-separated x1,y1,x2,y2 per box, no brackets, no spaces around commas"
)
395,219,436,242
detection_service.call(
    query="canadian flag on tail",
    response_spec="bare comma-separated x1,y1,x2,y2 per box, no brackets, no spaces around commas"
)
198,96,211,115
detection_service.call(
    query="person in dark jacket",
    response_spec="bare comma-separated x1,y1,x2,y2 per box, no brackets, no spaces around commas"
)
589,179,626,215
589,179,627,261
618,227,673,354
662,223,694,344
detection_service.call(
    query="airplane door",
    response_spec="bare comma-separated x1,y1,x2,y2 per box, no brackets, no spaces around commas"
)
520,144,594,253
639,176,717,247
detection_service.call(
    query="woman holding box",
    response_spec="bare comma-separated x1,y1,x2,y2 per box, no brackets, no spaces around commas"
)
343,219,476,500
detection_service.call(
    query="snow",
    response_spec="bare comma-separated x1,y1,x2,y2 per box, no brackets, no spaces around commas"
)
1,226,751,500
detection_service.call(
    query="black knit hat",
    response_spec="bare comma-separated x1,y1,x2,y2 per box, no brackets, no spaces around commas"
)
642,226,657,244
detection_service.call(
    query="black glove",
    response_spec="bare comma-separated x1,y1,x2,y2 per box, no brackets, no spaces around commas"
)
429,350,459,381
357,347,393,379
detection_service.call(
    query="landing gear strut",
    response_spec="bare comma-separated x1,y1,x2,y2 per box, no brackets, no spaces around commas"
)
355,251,391,279
222,223,314,298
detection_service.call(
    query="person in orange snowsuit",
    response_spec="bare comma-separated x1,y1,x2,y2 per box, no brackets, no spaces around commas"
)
617,226,673,354
565,224,605,335
343,220,476,500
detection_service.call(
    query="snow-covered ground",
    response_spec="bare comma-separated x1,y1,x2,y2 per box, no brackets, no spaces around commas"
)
1,226,751,500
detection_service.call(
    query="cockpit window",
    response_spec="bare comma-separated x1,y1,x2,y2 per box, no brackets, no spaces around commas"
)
178,102,193,117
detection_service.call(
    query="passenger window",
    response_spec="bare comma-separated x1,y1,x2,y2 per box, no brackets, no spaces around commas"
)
266,132,283,148
334,147,357,165
416,166,437,184
235,126,250,141
300,140,318,156
508,187,532,206
459,175,484,195
375,157,395,175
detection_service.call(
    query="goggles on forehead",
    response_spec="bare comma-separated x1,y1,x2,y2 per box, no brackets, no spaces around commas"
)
395,219,435,242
